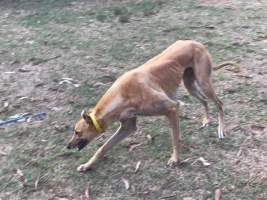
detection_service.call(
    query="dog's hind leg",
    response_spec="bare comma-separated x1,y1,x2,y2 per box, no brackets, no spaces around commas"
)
183,68,210,128
77,118,137,172
193,48,225,139
197,81,224,139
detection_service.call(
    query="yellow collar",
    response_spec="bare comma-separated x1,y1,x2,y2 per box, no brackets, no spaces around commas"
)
89,112,103,133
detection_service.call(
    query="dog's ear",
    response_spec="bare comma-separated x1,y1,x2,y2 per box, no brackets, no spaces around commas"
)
81,110,91,124
81,108,94,124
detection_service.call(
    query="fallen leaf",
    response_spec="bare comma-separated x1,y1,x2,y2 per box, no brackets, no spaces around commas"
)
192,157,211,166
73,84,80,88
35,82,45,88
134,161,141,173
18,68,31,72
15,169,26,187
199,157,211,166
35,172,41,190
16,169,24,177
183,197,196,200
180,157,192,164
84,183,91,200
18,96,29,101
215,189,221,200
234,74,253,79
251,124,265,131
59,78,80,87
122,178,130,190
0,149,7,155
146,134,153,142
4,102,8,108
62,77,74,81
128,142,142,152
225,66,241,73
4,71,15,74
59,80,73,85
51,107,63,112
178,100,186,107
93,81,107,87
159,194,177,199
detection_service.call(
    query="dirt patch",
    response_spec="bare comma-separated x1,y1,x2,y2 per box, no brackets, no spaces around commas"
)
0,0,267,199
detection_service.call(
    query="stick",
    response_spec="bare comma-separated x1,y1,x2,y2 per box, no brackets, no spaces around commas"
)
32,55,61,65
160,194,177,199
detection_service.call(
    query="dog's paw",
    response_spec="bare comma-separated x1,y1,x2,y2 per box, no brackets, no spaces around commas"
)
218,126,225,139
218,130,225,139
167,156,180,168
77,164,90,172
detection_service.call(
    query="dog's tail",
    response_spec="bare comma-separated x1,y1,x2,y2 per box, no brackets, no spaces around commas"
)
213,61,241,71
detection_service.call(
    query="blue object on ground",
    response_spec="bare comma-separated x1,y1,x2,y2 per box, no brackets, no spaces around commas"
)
0,112,47,127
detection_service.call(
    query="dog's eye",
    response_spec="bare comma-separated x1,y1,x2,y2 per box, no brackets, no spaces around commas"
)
75,131,81,135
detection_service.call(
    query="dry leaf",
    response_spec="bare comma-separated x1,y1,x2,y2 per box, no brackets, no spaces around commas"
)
18,68,31,72
122,178,130,190
225,66,241,73
178,100,186,107
34,172,41,190
146,134,153,141
0,149,7,155
4,102,8,108
15,169,26,187
215,189,221,200
183,197,196,200
235,74,252,79
198,157,211,166
180,157,192,164
160,194,177,199
128,142,142,152
192,157,211,166
134,161,141,173
251,124,265,131
84,183,91,200
93,81,107,87
16,169,24,177
18,96,29,101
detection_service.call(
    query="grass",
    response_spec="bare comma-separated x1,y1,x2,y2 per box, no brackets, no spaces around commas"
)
0,0,267,199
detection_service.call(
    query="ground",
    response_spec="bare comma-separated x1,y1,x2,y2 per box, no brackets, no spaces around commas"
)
0,0,267,199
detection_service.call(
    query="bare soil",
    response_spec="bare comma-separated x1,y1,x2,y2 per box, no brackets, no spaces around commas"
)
0,0,266,199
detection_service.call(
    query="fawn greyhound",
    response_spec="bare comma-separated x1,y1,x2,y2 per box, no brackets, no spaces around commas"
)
67,40,235,172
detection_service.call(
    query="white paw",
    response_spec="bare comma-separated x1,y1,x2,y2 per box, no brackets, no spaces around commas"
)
218,128,225,139
77,164,89,172
167,156,180,167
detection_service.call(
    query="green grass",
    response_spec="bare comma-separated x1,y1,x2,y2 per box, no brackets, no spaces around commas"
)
0,0,267,199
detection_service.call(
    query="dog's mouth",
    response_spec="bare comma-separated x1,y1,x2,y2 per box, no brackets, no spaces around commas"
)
67,138,89,150
77,138,89,150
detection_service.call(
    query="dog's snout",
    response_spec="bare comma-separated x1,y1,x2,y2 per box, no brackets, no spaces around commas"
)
67,143,73,149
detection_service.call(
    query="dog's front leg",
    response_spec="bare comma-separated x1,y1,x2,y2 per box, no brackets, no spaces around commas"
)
77,118,137,172
166,104,180,167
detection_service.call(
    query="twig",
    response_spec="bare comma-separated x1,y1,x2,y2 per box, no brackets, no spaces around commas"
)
160,194,177,199
234,74,253,79
32,55,61,65
34,172,41,190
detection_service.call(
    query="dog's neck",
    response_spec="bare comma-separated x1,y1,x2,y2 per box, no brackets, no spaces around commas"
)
92,108,116,133
93,93,124,132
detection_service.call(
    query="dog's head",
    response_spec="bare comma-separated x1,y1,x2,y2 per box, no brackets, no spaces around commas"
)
67,109,100,150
